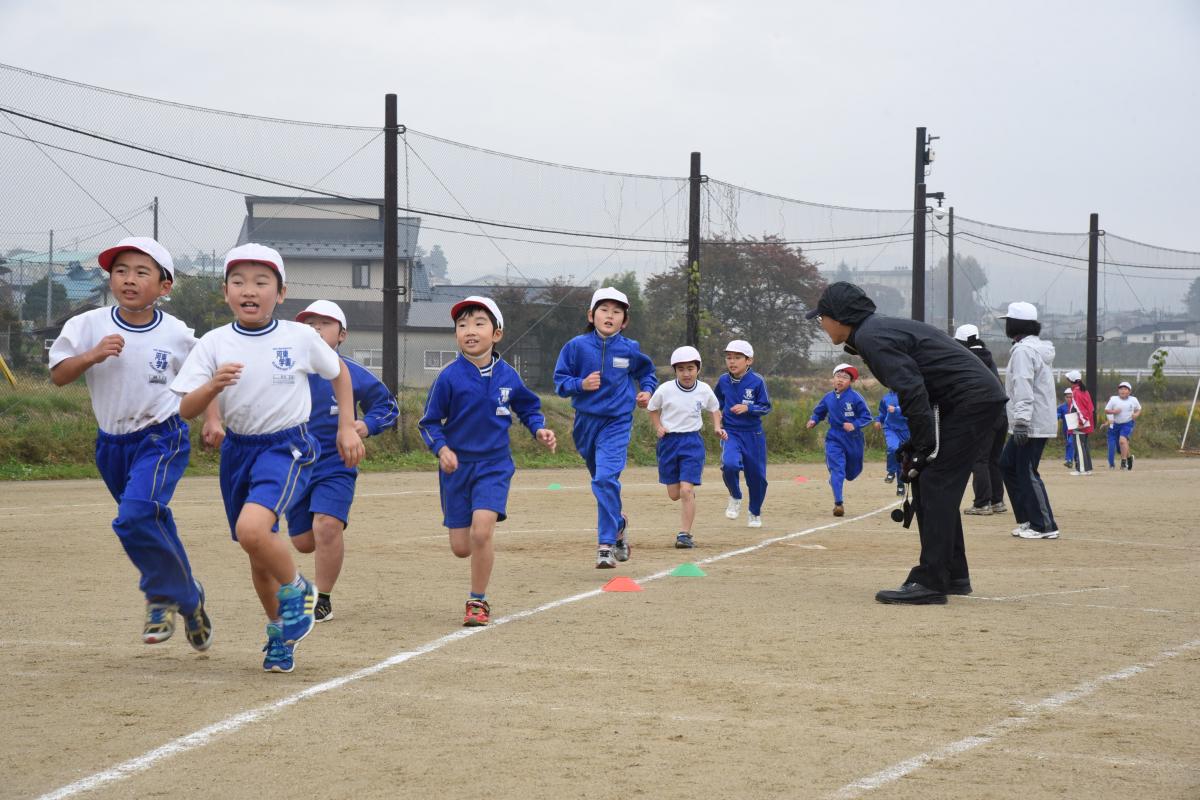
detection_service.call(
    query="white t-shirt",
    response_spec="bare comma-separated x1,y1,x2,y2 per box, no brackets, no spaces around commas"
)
171,319,341,435
49,307,195,434
647,379,719,433
1105,395,1141,424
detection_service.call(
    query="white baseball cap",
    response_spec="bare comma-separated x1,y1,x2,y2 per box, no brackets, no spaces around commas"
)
224,243,286,284
1063,387,1073,395
98,237,175,281
725,339,754,358
670,345,702,365
296,299,348,331
1065,369,1082,382
999,301,1038,321
1118,381,1133,390
590,287,629,311
953,324,979,342
450,295,504,330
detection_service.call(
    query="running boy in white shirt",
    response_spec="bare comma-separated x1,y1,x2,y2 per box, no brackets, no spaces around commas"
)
647,346,727,549
1104,381,1142,470
49,237,214,651
172,244,364,673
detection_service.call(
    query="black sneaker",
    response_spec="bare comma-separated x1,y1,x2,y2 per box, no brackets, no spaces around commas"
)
1120,458,1127,470
315,593,333,623
1127,454,1134,470
884,473,895,484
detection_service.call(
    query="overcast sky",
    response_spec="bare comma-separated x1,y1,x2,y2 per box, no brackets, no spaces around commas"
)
2,0,1198,254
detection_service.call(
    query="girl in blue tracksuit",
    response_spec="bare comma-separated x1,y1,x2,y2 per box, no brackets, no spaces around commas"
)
554,287,657,568
874,389,910,495
807,363,873,516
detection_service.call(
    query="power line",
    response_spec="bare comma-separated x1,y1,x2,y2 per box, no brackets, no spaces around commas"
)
0,105,688,245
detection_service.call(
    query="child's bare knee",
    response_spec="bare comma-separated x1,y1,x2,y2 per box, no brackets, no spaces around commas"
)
450,542,471,558
290,533,315,554
667,484,681,501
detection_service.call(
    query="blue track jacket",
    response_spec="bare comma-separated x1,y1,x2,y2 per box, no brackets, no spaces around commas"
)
553,331,657,417
811,388,873,437
308,357,399,467
419,354,546,463
715,370,772,431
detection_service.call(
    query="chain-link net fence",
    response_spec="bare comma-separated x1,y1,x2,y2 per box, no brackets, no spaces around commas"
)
3,62,1200,467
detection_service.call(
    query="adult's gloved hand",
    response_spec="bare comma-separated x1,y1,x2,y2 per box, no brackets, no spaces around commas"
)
1012,420,1030,447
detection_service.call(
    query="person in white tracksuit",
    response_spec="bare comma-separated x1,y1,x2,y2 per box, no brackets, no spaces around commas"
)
998,301,1061,540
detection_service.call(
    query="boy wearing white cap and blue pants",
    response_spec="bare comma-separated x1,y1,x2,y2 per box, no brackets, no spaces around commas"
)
554,287,657,568
288,300,399,623
419,296,557,626
1104,381,1141,469
647,346,727,549
49,236,214,651
715,340,772,527
173,243,365,672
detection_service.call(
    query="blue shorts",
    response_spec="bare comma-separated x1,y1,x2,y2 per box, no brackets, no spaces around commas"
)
284,459,357,536
439,456,515,529
220,424,319,540
1111,421,1135,439
657,431,706,486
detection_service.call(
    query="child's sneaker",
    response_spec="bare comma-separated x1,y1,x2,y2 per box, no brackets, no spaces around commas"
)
277,576,317,645
463,599,491,627
1120,458,1127,470
725,498,742,519
884,473,895,484
314,594,333,623
613,514,631,562
1127,454,1134,470
183,580,213,652
747,514,762,528
143,600,177,644
833,505,845,517
896,483,906,497
262,623,294,673
991,502,1008,514
963,505,992,516
674,532,695,549
596,547,616,569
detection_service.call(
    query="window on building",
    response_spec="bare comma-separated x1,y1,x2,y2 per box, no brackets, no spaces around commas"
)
352,261,371,288
424,350,457,370
352,349,383,368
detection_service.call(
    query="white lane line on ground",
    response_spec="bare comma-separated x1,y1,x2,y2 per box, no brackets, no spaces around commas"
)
829,638,1200,800
35,501,899,800
969,586,1120,601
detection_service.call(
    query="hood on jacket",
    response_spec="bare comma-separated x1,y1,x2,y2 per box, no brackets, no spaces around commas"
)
1014,334,1056,365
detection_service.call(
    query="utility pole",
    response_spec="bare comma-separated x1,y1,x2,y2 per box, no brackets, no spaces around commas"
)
46,229,54,327
686,152,702,347
912,127,927,322
946,207,955,335
1087,213,1100,394
152,197,159,240
382,93,399,395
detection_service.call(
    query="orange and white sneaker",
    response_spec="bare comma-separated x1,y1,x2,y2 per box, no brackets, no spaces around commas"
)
463,599,491,627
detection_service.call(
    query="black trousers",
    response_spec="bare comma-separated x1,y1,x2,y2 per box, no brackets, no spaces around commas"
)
970,422,1007,507
1071,432,1093,473
906,401,1007,592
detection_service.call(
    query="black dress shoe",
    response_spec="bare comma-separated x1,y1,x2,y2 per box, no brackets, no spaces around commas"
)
875,582,948,605
948,578,973,595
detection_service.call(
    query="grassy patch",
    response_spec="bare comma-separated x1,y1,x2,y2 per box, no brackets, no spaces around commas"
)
2,376,1196,480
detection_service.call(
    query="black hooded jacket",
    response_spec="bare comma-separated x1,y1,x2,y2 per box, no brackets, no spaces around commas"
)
846,315,1008,454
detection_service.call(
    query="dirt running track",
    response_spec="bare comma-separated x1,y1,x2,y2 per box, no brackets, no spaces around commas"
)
1,460,1198,799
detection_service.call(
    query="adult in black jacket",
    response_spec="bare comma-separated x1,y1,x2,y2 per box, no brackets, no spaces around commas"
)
807,283,1008,604
954,324,1009,515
